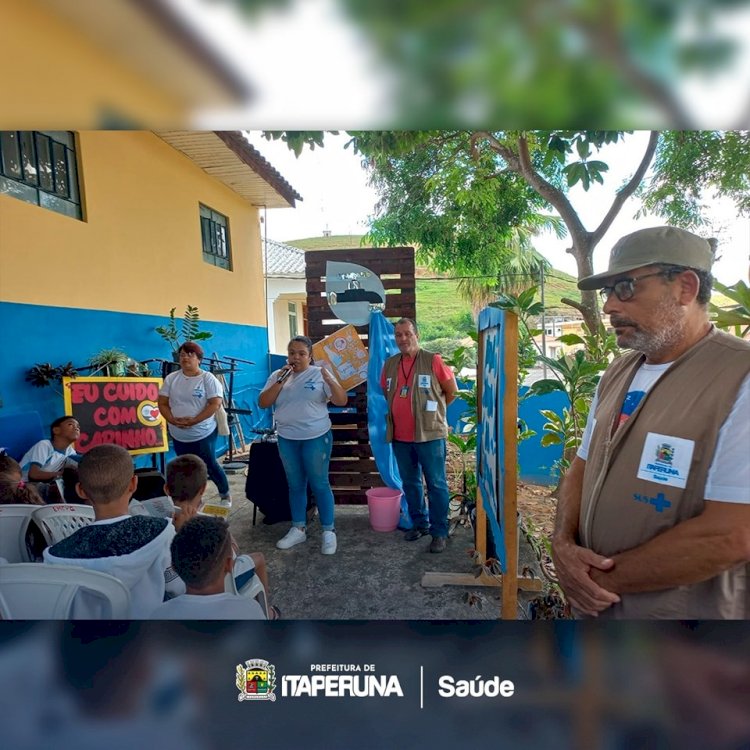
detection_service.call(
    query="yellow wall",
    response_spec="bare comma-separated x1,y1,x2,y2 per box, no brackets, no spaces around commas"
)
2,0,184,127
0,131,266,327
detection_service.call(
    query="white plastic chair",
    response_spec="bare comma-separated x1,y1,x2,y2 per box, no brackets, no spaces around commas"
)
31,504,95,546
225,555,268,617
0,563,131,619
0,505,38,563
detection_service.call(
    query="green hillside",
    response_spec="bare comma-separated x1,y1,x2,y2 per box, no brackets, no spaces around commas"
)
286,235,375,251
415,273,581,341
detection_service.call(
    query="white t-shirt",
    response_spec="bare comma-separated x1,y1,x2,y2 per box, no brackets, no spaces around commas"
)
264,366,332,440
579,369,750,504
150,592,266,620
19,440,80,480
159,370,223,442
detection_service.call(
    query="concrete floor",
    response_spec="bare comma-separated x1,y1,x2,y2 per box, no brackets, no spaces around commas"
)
205,466,542,620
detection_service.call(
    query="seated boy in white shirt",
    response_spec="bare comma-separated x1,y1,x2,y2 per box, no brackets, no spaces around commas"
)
20,416,82,503
151,516,266,619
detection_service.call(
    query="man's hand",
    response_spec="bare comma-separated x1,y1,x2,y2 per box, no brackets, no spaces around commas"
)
551,536,621,616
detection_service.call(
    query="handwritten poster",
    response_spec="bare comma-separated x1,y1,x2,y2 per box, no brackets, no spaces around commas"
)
63,376,168,455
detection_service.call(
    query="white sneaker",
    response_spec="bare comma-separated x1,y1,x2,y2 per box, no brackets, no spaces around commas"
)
276,527,307,550
321,530,337,555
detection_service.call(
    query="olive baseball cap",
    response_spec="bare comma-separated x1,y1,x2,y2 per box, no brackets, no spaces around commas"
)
577,226,715,290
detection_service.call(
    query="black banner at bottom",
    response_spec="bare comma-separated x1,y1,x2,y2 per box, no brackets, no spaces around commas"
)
0,620,748,750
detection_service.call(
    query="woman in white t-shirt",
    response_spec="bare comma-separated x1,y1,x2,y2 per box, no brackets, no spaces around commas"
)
157,342,231,502
259,336,348,555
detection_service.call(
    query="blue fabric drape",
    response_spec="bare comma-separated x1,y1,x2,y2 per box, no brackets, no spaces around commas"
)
366,311,412,529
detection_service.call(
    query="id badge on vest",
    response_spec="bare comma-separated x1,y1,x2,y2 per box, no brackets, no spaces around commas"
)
636,432,695,489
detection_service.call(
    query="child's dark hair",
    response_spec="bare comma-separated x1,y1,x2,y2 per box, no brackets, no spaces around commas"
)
78,444,134,504
166,454,208,503
170,516,232,588
0,455,44,505
50,416,77,440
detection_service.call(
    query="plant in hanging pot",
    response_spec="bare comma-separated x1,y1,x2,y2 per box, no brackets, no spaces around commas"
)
155,305,213,359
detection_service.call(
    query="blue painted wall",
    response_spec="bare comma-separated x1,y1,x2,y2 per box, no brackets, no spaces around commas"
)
517,387,568,485
0,301,273,461
448,381,568,486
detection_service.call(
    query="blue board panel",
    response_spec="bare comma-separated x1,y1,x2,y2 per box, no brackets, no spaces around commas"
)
477,307,506,570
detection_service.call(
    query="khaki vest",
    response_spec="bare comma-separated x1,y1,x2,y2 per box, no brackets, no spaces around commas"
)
581,327,750,619
383,349,449,443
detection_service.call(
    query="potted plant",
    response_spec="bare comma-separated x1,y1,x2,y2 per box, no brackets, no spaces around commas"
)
25,361,79,387
155,305,213,358
25,362,78,395
88,348,130,377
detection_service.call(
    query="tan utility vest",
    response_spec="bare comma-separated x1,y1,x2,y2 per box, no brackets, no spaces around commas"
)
581,327,750,619
383,349,449,443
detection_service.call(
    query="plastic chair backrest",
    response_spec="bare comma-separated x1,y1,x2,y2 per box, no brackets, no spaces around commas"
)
32,505,95,546
0,563,131,618
225,558,268,617
0,505,38,563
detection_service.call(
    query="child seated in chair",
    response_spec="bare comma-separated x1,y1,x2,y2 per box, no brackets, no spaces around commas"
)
0,456,44,506
0,455,47,559
155,454,273,604
43,444,175,618
19,416,82,504
150,516,266,619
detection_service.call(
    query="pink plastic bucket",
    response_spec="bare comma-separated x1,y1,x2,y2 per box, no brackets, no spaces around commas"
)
366,487,402,532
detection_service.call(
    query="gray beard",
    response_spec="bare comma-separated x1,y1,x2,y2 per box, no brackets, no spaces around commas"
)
616,297,686,359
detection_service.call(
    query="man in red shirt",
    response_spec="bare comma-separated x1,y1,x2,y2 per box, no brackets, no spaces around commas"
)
380,318,458,552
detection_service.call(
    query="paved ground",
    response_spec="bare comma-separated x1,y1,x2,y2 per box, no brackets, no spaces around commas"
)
204,466,542,620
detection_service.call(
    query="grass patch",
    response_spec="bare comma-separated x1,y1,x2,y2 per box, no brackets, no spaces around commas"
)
286,235,375,251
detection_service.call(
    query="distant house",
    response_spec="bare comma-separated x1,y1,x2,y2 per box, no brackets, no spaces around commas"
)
533,318,588,359
0,130,301,433
263,239,307,354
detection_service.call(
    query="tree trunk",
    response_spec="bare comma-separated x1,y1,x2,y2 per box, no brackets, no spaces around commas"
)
561,233,602,334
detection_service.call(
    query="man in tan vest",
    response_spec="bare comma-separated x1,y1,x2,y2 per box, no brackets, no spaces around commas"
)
552,226,750,619
380,318,458,552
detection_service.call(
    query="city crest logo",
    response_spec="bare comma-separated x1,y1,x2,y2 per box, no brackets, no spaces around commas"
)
655,443,674,465
236,658,277,702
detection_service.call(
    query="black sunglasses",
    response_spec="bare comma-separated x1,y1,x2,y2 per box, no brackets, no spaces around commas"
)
599,270,671,302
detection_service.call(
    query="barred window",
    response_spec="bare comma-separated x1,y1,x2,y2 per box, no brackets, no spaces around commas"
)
200,204,232,270
0,131,82,219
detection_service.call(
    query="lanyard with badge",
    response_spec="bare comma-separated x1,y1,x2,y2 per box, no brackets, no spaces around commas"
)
399,355,417,398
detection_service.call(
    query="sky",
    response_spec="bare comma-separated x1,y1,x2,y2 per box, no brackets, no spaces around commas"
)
248,131,750,286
